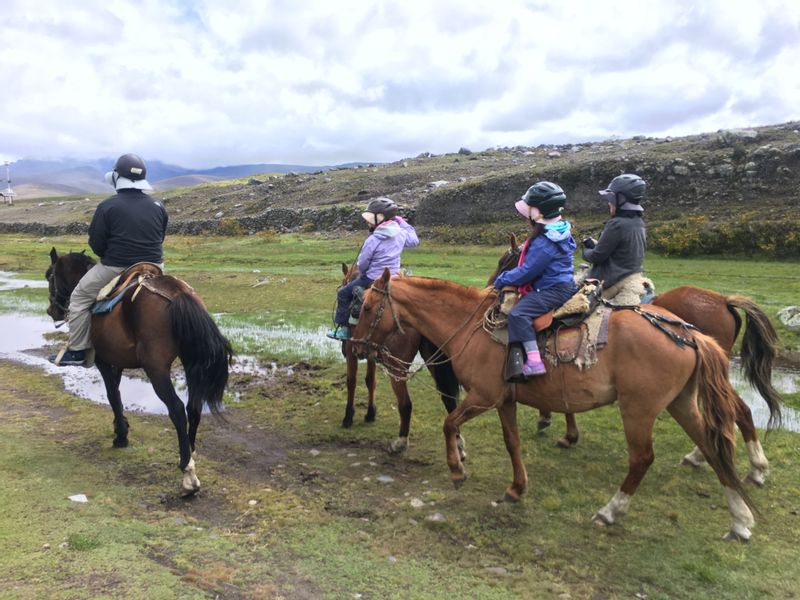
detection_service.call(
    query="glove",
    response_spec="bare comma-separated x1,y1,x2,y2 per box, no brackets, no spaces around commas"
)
582,237,597,249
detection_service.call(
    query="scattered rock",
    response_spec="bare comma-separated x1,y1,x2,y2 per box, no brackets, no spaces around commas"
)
458,147,473,155
248,499,258,506
547,151,561,158
68,494,88,503
409,498,425,508
777,306,800,328
485,566,507,575
309,449,321,457
425,512,446,523
377,475,394,484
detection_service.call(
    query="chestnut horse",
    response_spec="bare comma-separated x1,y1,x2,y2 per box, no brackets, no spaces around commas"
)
488,234,780,486
45,249,233,496
338,263,462,455
353,270,757,540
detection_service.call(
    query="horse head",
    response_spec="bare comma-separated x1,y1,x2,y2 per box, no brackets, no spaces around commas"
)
350,267,399,360
486,233,521,286
45,248,96,321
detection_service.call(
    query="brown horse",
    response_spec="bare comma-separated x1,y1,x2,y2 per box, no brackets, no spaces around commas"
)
488,234,780,486
45,249,233,496
353,270,757,540
338,263,462,456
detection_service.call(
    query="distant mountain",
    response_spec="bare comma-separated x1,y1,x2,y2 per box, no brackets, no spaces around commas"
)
6,158,373,198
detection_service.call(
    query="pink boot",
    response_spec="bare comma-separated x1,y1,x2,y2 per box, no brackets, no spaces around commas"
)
521,351,546,376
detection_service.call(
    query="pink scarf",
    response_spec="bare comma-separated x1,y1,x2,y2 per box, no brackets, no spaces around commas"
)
517,238,534,296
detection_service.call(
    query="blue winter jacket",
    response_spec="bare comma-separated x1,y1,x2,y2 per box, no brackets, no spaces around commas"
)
493,222,576,291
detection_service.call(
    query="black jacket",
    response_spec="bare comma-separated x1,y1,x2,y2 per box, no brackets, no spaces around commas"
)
582,213,646,288
88,190,168,267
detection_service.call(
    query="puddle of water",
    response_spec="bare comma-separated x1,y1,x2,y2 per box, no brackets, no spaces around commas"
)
0,271,49,291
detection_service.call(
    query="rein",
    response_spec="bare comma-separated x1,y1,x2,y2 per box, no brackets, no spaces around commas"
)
351,279,495,384
47,267,71,328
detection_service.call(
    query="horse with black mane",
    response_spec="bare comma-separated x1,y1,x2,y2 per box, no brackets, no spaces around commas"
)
45,248,233,496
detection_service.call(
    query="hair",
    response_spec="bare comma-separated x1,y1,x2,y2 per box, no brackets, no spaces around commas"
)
527,222,546,241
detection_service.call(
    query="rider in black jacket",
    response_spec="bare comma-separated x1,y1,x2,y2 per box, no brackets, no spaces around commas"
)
51,154,167,366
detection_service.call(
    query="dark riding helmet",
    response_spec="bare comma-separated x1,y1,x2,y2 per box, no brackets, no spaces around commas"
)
114,153,148,181
517,181,566,219
600,174,646,207
362,196,399,226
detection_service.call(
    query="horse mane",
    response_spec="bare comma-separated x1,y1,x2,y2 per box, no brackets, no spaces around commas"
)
66,251,96,268
402,276,490,300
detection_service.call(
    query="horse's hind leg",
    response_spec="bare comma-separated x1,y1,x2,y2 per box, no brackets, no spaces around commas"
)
148,367,198,496
681,394,768,486
537,410,552,431
667,390,755,541
95,359,128,448
442,390,494,489
593,408,656,526
555,413,580,449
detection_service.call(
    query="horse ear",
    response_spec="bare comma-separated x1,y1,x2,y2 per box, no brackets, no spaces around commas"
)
510,233,518,251
380,267,391,286
341,262,349,276
50,247,58,264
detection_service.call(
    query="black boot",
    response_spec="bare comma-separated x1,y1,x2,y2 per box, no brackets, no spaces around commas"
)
505,344,526,383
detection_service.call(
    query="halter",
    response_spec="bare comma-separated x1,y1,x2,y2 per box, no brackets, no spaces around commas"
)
351,278,495,385
46,265,71,326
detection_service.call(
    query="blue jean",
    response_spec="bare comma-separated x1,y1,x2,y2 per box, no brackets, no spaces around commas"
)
335,274,373,325
507,282,577,343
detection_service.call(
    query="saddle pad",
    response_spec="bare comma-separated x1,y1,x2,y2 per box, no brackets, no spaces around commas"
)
97,275,122,301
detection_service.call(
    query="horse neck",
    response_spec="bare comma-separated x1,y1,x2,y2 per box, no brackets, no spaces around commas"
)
389,278,488,350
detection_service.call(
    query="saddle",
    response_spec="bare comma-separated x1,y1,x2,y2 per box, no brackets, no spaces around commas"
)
484,280,611,376
92,262,164,315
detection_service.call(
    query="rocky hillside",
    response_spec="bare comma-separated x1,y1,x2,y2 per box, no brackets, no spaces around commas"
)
2,122,799,255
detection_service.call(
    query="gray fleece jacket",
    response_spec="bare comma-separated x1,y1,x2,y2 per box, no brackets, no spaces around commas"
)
583,214,646,288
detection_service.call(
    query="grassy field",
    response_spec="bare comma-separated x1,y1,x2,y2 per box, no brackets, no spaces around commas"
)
1,233,799,599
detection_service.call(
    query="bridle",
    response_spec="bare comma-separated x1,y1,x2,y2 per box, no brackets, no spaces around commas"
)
351,278,495,383
46,264,71,327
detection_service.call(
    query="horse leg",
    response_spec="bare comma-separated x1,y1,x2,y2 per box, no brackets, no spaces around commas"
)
592,409,656,527
667,389,755,541
442,390,493,488
148,367,198,496
342,345,357,428
735,396,769,486
187,399,201,456
95,358,128,448
387,379,411,454
497,399,528,502
681,394,769,486
537,410,552,431
555,413,580,448
364,358,377,423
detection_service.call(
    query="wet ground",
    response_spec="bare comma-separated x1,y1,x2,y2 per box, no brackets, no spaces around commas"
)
1,271,798,430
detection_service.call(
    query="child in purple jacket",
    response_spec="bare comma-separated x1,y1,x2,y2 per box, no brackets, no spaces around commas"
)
327,197,419,341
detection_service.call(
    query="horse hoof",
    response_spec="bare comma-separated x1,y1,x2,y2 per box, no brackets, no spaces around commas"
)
744,472,766,487
723,530,751,543
341,418,353,429
452,475,467,489
591,512,612,527
364,409,376,423
387,439,408,455
554,437,574,449
502,490,522,503
181,485,200,498
112,438,129,448
680,457,702,468
536,420,551,432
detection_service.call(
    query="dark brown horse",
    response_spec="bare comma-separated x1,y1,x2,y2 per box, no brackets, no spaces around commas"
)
488,234,780,486
338,263,462,456
353,271,757,540
46,249,233,496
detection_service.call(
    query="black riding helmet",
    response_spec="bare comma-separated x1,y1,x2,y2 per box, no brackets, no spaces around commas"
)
114,153,148,181
362,197,399,226
517,181,567,219
600,174,646,208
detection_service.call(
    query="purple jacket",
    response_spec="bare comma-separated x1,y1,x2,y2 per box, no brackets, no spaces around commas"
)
357,216,419,279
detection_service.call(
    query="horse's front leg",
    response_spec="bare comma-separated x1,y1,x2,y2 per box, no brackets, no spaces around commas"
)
342,342,357,428
149,368,198,496
497,399,527,501
95,359,128,448
443,391,492,488
387,379,411,454
555,413,580,448
364,357,377,423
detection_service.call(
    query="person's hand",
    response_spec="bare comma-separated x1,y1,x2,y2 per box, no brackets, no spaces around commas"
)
582,237,597,249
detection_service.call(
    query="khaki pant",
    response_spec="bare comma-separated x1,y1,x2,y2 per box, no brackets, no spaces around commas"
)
601,272,648,305
67,263,126,350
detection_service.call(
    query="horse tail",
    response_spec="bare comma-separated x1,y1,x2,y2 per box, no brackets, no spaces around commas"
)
419,337,460,412
169,293,233,415
726,295,782,430
693,333,756,513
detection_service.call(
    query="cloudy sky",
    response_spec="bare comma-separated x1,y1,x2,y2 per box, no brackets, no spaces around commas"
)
1,0,799,168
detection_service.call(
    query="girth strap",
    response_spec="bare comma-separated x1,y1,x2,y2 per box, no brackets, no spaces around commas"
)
604,300,698,349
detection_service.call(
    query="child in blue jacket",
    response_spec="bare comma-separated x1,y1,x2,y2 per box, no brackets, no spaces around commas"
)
493,181,577,377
